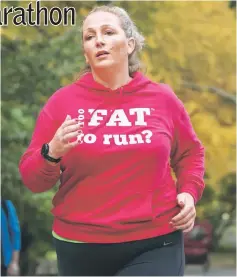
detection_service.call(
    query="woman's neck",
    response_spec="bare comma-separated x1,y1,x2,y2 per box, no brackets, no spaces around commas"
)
91,67,132,90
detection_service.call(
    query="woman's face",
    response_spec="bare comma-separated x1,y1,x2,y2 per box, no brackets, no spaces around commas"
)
82,11,135,71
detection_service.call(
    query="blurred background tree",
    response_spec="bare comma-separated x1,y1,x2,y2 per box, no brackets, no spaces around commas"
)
229,0,236,9
1,0,236,274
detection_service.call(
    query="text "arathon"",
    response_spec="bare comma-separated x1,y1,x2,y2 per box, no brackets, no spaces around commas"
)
0,0,76,26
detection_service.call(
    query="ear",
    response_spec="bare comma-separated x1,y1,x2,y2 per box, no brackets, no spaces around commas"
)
127,37,136,55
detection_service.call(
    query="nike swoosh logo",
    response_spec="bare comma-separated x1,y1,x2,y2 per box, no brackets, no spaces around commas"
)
163,241,173,246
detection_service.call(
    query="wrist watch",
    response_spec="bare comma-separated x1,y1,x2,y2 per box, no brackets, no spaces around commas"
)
41,143,61,163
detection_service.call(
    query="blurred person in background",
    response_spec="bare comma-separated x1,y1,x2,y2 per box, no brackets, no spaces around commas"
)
19,5,205,276
1,200,21,276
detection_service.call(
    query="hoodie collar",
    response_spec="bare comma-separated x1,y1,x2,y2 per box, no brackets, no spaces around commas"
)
75,71,151,96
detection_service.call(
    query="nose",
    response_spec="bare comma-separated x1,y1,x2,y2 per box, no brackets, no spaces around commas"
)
95,34,105,48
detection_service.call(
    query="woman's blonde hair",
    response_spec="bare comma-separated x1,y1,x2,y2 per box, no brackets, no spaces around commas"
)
78,5,145,77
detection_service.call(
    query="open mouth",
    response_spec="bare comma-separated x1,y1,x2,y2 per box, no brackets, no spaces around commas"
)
96,51,110,57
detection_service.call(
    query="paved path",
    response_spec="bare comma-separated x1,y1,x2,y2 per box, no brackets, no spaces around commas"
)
185,265,236,276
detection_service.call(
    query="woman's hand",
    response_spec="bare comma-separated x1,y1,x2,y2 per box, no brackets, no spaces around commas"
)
49,115,83,159
170,192,196,233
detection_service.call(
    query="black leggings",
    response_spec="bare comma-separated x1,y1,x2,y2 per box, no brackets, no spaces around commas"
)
54,230,185,276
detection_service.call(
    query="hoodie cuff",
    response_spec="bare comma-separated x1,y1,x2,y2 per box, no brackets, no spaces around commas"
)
178,182,204,205
35,148,61,172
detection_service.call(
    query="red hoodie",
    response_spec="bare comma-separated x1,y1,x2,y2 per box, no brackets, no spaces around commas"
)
19,72,205,243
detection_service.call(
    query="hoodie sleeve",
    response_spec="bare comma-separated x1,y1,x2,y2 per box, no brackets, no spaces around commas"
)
170,102,205,204
19,96,61,193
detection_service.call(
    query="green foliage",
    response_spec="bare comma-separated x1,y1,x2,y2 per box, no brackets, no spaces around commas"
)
197,172,236,249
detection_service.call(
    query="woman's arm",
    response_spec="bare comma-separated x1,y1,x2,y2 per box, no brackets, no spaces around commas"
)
7,200,21,254
6,201,21,276
170,104,205,204
19,108,61,193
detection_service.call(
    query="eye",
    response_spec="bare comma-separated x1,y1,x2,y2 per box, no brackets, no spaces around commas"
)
105,30,115,35
85,35,94,41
